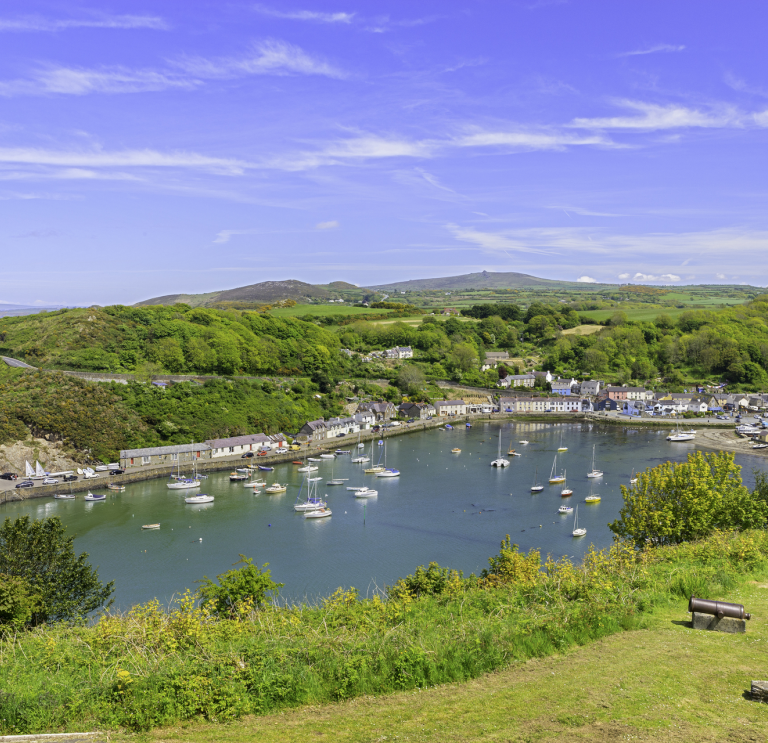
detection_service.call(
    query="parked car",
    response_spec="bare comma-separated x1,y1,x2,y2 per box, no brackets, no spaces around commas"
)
257,450,268,456
0,473,18,480
42,478,59,485
109,469,124,475
407,418,415,423
241,452,254,458
15,481,34,489
336,432,346,438
276,447,288,454
64,474,78,482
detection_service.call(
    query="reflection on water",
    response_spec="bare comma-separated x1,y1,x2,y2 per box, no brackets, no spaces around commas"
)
1,422,764,608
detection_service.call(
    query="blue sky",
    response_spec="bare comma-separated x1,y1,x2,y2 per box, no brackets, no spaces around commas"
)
1,0,767,305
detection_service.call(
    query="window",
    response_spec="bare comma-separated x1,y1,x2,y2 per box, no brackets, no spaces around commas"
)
171,453,178,461
142,456,151,465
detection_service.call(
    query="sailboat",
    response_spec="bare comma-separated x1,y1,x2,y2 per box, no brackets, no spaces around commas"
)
584,482,601,503
377,440,400,477
667,421,695,441
293,477,327,512
586,444,603,478
531,467,544,492
167,458,201,489
357,431,365,449
560,469,573,497
352,434,370,463
557,430,568,452
548,454,565,484
629,469,638,485
327,463,347,485
572,505,586,537
364,437,385,473
491,429,510,467
25,461,35,479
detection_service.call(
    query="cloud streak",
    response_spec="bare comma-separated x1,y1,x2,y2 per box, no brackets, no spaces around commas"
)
252,5,354,23
570,100,746,130
0,40,347,96
0,14,167,32
618,44,685,57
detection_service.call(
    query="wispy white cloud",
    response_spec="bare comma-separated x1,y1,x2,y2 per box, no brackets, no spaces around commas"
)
0,147,251,175
630,272,681,282
453,128,615,149
447,224,561,256
576,275,597,283
618,44,685,57
549,205,623,217
316,220,339,229
618,273,630,280
253,5,354,23
0,40,347,97
0,14,167,32
570,100,743,130
174,40,347,80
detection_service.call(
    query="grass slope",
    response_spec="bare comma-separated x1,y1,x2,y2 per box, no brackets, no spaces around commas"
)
135,583,768,743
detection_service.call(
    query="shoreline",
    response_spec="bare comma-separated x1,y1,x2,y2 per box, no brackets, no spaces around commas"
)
1,412,762,504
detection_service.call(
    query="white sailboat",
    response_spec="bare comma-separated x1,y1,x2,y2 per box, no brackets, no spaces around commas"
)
293,477,326,512
327,463,347,485
586,444,603,478
530,467,544,492
548,454,565,484
630,469,638,485
352,434,370,463
357,431,365,450
572,505,586,537
25,461,35,479
377,440,400,477
491,429,510,467
364,438,385,473
667,421,696,441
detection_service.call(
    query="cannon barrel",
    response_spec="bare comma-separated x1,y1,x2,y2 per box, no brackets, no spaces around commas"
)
689,596,751,620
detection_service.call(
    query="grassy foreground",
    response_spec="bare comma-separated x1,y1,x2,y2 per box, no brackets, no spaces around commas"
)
4,531,768,739
124,579,768,743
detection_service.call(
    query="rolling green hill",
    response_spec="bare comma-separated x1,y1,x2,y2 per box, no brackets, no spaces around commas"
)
367,270,614,292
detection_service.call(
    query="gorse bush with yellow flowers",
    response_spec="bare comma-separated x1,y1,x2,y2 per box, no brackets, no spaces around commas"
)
1,527,768,735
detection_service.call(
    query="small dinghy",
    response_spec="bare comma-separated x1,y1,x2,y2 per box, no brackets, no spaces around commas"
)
54,493,76,500
308,457,322,462
558,505,573,514
230,472,248,481
319,453,336,459
444,425,453,430
452,448,461,453
335,449,350,455
304,507,332,519
142,523,160,530
265,483,287,494
258,465,274,471
185,494,214,504
84,492,106,501
107,484,125,491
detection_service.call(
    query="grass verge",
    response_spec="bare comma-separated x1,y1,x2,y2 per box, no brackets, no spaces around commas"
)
4,531,768,738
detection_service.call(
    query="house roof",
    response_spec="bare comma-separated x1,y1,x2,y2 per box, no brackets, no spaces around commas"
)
485,351,509,359
121,443,211,458
435,399,466,406
606,386,648,392
205,433,271,448
303,419,328,431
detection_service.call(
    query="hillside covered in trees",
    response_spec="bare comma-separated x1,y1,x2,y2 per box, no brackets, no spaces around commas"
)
0,305,342,378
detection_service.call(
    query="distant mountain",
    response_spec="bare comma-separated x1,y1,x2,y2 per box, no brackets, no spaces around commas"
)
366,271,610,292
137,280,333,307
0,304,67,317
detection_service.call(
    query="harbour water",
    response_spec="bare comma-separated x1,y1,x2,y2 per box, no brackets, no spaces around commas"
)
3,422,764,609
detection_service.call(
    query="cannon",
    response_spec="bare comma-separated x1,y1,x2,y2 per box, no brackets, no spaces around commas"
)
689,597,751,620
689,596,750,633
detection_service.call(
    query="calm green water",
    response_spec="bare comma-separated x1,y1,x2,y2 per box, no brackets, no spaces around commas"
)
4,423,765,608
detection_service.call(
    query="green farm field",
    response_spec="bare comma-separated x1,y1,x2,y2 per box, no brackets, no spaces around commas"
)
580,306,693,323
268,304,391,318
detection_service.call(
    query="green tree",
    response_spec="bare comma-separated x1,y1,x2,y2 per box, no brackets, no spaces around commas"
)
609,451,768,547
397,364,425,394
0,516,114,626
197,555,283,616
0,574,40,629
